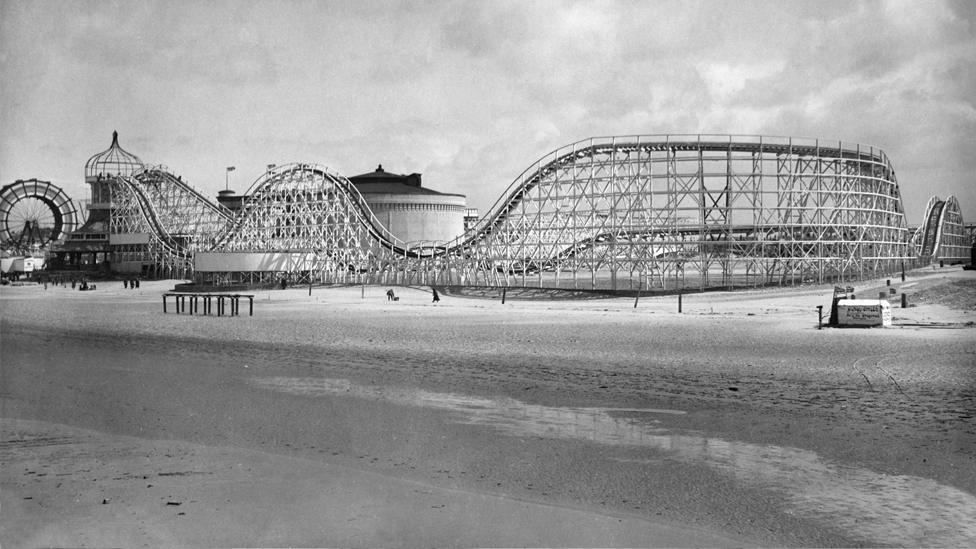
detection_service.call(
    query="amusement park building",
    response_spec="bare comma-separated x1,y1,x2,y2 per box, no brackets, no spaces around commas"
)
348,165,466,245
55,131,144,270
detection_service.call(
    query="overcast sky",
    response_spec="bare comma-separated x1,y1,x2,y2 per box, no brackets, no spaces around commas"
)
2,0,974,225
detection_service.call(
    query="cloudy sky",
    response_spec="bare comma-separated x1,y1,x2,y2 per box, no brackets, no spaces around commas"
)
2,0,974,224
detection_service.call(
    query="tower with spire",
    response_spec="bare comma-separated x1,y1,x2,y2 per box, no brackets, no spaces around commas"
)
53,131,145,270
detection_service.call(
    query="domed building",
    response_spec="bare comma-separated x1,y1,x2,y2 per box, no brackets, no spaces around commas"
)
348,165,466,245
55,131,145,270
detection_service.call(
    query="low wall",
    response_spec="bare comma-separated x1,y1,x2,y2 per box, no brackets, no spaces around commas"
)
837,299,892,327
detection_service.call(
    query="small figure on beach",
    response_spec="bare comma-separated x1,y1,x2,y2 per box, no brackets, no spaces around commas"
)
124,279,129,289
135,279,140,289
431,287,440,303
386,289,395,301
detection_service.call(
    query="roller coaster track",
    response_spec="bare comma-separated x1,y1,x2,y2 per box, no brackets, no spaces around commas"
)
110,164,445,279
118,176,194,262
912,195,967,262
234,164,412,254
108,135,924,289
109,169,238,275
919,198,945,258
455,135,896,252
139,168,235,226
212,164,447,267
434,135,908,284
511,225,852,276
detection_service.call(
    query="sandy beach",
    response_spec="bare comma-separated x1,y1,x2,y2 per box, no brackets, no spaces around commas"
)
2,267,975,547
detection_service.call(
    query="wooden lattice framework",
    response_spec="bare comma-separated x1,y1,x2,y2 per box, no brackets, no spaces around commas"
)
108,167,233,278
912,195,968,263
203,164,424,285
107,135,929,290
443,135,912,290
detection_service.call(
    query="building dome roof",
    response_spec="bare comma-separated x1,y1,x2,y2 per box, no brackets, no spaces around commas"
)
85,131,144,178
349,164,463,197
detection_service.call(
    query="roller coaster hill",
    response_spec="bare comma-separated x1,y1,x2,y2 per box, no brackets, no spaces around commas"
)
5,133,971,291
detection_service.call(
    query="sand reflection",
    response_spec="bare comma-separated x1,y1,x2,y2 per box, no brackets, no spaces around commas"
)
251,376,976,546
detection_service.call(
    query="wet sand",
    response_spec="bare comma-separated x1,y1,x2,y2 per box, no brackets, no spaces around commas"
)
1,268,975,547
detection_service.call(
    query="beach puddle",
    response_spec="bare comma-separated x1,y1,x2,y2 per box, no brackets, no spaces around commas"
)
251,376,976,546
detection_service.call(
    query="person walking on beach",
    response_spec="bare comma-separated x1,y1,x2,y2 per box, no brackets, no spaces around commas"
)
386,289,395,301
124,279,128,289
431,287,440,303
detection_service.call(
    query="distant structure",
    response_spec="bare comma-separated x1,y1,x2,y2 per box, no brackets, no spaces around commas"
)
912,196,968,262
463,208,480,231
348,165,466,245
215,189,246,212
0,178,79,253
55,131,144,270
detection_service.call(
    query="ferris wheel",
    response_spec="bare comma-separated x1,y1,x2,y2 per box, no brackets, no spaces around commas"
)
0,179,79,250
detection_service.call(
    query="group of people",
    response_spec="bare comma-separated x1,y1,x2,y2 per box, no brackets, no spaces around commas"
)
47,277,139,290
36,275,90,291
385,287,440,303
39,274,78,288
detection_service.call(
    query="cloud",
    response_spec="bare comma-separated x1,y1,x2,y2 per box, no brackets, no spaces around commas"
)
1,0,974,224
697,61,786,102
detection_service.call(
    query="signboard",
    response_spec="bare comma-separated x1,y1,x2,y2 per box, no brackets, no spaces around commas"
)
195,252,315,272
109,232,150,245
837,299,892,327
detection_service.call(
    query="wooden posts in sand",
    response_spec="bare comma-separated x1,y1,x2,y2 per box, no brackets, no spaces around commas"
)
162,293,254,317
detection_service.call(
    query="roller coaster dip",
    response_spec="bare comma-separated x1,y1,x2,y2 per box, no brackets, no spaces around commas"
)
104,134,967,291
